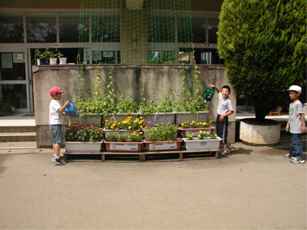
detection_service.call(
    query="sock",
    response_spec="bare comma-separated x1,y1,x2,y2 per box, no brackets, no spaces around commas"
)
53,154,60,159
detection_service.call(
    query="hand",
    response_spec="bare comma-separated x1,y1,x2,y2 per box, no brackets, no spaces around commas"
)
208,83,215,88
64,100,70,108
285,123,289,132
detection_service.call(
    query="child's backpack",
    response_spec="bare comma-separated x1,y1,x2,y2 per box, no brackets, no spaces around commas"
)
203,87,215,102
64,101,78,117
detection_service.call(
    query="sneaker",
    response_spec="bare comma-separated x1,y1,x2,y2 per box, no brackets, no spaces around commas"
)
51,156,63,166
290,157,305,164
285,153,291,158
59,156,66,165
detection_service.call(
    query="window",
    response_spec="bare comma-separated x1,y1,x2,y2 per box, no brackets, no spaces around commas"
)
150,16,175,43
0,84,27,109
26,16,56,42
92,16,120,42
194,48,223,64
192,17,207,43
208,18,218,44
59,16,89,42
177,16,192,43
92,50,120,64
0,52,26,80
147,50,176,64
0,16,24,43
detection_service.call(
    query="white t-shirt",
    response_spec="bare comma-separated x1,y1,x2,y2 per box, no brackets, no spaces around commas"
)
289,100,304,134
217,93,234,115
49,99,62,125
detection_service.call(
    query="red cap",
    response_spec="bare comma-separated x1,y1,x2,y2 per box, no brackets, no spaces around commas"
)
49,86,63,97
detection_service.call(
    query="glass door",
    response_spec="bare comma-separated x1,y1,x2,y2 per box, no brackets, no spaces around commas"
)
0,48,30,113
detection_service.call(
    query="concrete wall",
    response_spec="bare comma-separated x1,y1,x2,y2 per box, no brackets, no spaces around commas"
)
33,64,236,147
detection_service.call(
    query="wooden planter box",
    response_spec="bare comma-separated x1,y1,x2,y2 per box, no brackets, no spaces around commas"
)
183,138,221,152
65,141,102,154
104,141,144,152
175,111,209,125
144,139,182,152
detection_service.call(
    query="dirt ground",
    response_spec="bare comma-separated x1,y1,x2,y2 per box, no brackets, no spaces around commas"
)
0,143,306,230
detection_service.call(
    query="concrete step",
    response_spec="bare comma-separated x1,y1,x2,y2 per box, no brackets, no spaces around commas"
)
0,126,36,133
0,142,51,154
0,132,36,142
0,141,37,149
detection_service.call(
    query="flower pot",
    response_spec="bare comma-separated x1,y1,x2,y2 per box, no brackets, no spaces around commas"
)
144,139,182,152
183,138,221,152
239,119,281,145
49,58,57,65
175,111,209,125
65,141,102,154
59,57,67,65
104,141,144,152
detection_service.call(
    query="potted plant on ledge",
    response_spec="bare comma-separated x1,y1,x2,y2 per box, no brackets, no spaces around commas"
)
65,125,103,155
218,0,306,145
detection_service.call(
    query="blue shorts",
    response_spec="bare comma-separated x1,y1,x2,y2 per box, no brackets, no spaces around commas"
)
50,125,64,145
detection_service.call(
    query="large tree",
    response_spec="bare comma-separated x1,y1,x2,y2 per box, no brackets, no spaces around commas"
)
218,0,307,121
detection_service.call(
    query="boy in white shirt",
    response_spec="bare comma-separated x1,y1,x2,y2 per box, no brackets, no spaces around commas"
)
49,86,69,166
210,84,234,156
286,85,305,164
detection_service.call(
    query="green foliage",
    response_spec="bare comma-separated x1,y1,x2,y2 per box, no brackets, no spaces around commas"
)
65,125,103,142
218,0,307,121
115,97,138,113
144,124,177,141
76,65,208,115
104,130,143,142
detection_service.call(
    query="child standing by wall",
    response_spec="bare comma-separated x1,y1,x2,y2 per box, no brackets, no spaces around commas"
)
209,84,234,156
49,86,69,166
286,85,305,164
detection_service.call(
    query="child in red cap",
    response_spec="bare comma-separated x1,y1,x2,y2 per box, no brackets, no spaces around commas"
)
49,86,69,165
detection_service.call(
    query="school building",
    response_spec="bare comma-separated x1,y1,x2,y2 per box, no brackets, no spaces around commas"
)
1,0,305,116
0,0,224,114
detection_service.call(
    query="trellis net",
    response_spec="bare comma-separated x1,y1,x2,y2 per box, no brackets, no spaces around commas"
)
79,0,193,65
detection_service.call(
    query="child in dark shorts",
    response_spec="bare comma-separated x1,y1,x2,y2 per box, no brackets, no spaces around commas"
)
49,86,69,166
209,84,234,156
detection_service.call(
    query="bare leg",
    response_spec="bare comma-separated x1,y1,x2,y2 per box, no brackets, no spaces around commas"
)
53,144,61,157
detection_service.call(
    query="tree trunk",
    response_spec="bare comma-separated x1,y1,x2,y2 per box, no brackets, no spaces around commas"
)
254,105,268,122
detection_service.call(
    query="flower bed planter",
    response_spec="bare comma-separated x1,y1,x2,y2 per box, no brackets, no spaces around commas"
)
175,111,209,125
104,141,144,152
104,113,176,126
65,141,102,154
183,138,221,152
144,139,182,152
